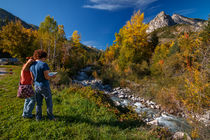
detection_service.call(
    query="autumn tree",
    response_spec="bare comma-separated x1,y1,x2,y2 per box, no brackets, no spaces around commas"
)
38,15,66,69
38,15,58,60
115,10,150,72
150,42,170,75
0,20,38,61
103,44,119,65
181,31,210,113
62,30,86,75
56,25,66,68
71,30,81,47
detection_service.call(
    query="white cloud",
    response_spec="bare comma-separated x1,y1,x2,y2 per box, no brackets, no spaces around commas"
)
83,4,122,11
82,41,97,47
83,0,158,11
174,9,196,16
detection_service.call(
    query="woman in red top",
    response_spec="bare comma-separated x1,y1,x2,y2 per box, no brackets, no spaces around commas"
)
22,57,35,118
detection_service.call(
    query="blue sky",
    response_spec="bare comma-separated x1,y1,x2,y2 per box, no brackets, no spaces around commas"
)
1,0,210,50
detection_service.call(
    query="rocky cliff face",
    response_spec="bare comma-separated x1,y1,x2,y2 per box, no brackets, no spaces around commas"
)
147,11,206,33
171,13,205,25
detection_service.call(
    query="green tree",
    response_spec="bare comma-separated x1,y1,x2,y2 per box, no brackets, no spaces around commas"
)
150,31,159,52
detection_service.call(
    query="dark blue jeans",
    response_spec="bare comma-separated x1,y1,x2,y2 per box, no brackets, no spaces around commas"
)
22,95,35,118
35,86,54,120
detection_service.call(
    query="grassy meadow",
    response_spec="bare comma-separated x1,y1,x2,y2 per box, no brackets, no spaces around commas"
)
0,65,171,140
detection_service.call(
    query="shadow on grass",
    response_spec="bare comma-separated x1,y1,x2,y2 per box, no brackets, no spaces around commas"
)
54,115,146,130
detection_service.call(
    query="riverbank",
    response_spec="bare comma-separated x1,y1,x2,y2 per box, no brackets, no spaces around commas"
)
72,66,210,140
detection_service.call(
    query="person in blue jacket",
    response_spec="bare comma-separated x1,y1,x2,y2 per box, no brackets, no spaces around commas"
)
30,49,56,121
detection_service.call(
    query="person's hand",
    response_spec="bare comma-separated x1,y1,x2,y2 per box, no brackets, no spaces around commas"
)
27,59,34,64
51,75,56,78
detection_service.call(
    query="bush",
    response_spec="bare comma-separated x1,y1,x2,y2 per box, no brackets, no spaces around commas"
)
99,66,121,87
51,69,72,87
156,87,182,114
161,54,185,77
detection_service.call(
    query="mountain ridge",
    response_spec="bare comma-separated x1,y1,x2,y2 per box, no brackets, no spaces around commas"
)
147,11,206,33
0,8,38,30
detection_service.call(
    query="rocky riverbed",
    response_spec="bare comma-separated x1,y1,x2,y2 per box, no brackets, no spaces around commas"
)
73,67,210,138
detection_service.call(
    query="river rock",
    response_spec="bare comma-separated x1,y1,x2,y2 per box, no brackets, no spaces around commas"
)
104,91,109,94
115,87,121,90
119,94,124,98
124,94,128,98
115,101,121,106
195,110,210,126
125,87,131,92
155,105,160,109
172,132,191,140
128,95,132,98
150,105,155,109
140,98,145,102
170,109,175,114
147,119,158,125
134,102,145,108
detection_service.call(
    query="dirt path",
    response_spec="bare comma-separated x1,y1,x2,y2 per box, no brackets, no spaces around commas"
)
0,67,8,76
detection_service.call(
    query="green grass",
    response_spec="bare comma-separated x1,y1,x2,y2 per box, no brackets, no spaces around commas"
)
0,65,170,140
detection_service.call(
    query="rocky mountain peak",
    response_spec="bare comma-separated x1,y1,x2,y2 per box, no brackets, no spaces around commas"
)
146,11,176,33
157,11,166,17
171,13,205,25
146,11,206,33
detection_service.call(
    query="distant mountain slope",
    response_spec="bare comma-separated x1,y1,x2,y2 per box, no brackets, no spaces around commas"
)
0,8,38,29
147,11,206,33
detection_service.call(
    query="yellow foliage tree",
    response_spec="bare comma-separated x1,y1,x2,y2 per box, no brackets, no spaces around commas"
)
118,10,148,49
114,10,150,70
71,30,81,47
150,42,172,75
104,44,119,65
179,33,210,113
0,20,38,61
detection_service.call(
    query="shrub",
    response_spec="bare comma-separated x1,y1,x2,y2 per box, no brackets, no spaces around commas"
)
161,54,185,77
51,69,72,88
156,87,182,113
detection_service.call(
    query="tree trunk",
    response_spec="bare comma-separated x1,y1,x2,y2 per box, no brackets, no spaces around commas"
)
40,39,43,50
48,41,51,61
53,36,56,70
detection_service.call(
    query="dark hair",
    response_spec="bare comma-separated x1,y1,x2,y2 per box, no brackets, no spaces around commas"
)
33,49,47,60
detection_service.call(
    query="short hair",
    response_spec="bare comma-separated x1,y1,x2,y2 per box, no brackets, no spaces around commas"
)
33,49,47,60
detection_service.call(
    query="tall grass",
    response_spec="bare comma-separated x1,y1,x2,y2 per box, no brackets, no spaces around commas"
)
0,65,170,140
